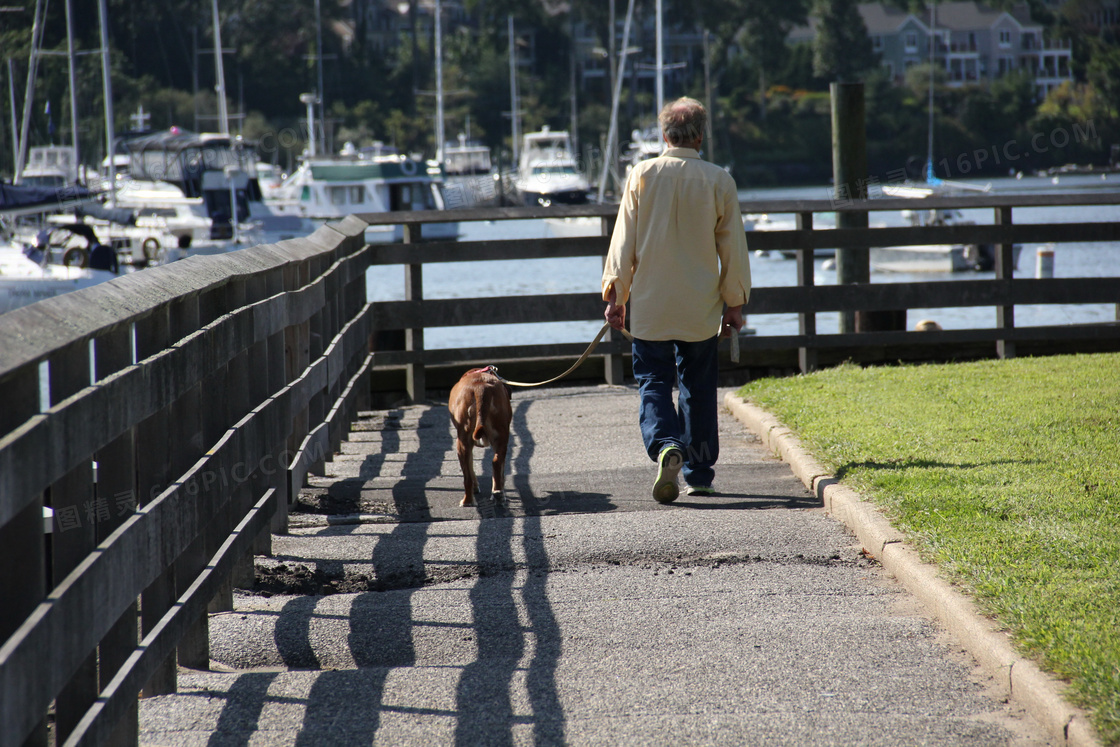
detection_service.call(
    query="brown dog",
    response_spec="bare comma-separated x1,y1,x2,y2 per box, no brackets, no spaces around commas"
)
448,366,513,507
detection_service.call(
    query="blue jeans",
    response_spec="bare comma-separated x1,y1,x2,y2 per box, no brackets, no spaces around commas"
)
631,335,719,488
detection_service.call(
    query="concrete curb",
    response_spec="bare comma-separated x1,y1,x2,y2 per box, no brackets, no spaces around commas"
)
723,391,1102,747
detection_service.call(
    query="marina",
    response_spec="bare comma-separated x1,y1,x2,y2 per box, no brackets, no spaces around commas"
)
2,166,1119,747
365,173,1120,352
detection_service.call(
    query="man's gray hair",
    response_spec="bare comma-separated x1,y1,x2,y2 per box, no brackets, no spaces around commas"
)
658,97,707,147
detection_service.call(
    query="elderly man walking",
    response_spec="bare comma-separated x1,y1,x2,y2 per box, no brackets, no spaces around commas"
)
602,96,752,503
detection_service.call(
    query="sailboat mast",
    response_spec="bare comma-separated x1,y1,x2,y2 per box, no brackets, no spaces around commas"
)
596,0,635,203
509,15,520,168
435,0,445,163
211,0,230,135
315,0,325,152
65,0,80,174
98,0,116,206
569,14,578,158
655,0,664,115
13,0,46,183
7,61,17,171
927,1,936,178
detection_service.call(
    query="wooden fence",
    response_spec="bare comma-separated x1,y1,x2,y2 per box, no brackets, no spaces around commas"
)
0,190,1117,745
359,191,1120,401
0,217,373,746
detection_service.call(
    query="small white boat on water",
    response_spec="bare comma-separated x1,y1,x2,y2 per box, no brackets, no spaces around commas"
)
0,244,120,314
873,184,1021,273
745,213,839,259
263,142,459,242
20,146,83,189
515,127,591,208
0,220,122,315
622,126,663,175
442,136,501,209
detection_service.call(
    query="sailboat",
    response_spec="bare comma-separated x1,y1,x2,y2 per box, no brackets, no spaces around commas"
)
872,2,1018,272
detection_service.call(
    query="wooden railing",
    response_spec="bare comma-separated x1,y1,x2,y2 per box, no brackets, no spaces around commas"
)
359,191,1120,400
1,190,1117,744
0,217,373,746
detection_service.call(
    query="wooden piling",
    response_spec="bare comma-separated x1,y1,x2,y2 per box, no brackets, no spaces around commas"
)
830,82,870,335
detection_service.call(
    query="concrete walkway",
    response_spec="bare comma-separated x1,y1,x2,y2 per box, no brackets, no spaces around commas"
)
139,385,1053,745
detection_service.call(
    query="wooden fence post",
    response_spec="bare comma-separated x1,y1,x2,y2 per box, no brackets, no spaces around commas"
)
49,339,98,743
0,365,48,746
266,266,291,535
247,271,276,558
831,82,870,335
404,222,426,402
93,323,140,746
995,206,1016,359
796,211,818,374
135,307,178,698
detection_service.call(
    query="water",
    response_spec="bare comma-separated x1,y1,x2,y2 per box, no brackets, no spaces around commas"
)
367,173,1120,350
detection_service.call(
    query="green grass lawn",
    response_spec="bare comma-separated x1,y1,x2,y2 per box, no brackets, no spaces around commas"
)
737,353,1120,745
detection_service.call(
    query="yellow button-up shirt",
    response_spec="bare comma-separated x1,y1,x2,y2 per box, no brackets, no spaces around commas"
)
602,147,751,342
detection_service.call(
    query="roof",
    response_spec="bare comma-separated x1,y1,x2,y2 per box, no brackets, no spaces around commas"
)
121,128,233,155
0,182,93,215
307,160,430,182
790,1,1041,41
917,1,1037,30
859,4,921,34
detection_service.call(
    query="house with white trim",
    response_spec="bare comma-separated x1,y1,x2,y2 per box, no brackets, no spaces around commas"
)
788,1,1072,97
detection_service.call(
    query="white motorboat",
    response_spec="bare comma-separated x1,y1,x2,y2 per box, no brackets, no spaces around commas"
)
262,142,459,243
442,136,501,209
515,127,591,207
20,146,82,188
622,126,663,175
745,213,838,259
875,185,1021,272
0,222,121,315
0,246,119,315
27,212,184,268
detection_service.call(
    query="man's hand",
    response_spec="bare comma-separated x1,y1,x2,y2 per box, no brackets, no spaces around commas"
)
721,305,744,337
605,286,627,331
605,302,627,331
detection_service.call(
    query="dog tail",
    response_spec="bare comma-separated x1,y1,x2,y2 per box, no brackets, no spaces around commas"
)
471,387,491,447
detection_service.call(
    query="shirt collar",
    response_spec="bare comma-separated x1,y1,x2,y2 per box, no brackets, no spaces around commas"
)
663,147,700,159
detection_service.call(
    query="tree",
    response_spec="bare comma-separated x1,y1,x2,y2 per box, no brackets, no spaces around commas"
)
693,0,808,136
1085,39,1120,117
812,0,877,82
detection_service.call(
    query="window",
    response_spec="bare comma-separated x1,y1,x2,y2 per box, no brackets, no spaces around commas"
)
390,184,413,211
348,186,364,204
905,32,918,51
328,186,347,205
872,35,883,51
999,30,1012,47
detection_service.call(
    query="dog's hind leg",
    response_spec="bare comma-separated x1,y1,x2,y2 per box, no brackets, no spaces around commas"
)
456,433,477,507
490,427,509,503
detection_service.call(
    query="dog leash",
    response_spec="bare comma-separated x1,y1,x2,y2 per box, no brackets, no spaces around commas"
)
496,322,633,388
